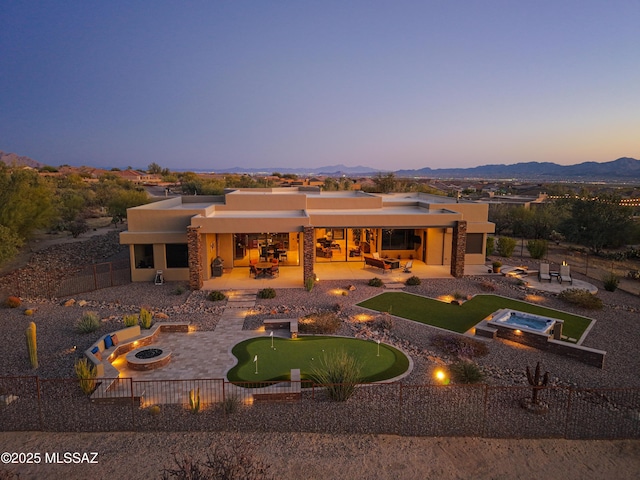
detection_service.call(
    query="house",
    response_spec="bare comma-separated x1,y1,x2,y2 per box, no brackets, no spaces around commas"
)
120,187,495,289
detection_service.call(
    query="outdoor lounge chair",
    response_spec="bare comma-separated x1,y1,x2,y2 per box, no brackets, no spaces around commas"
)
403,260,413,273
559,265,572,284
538,263,551,282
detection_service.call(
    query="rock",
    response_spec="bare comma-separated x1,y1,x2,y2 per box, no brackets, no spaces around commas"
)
348,285,356,291
63,299,75,307
77,300,88,307
155,312,169,319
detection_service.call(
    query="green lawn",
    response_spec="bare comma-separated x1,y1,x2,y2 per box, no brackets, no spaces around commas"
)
357,293,592,341
227,336,410,383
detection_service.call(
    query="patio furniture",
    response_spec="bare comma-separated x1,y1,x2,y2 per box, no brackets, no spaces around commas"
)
349,247,361,257
559,265,572,284
403,260,413,273
364,255,391,273
249,264,257,278
255,262,274,278
538,263,551,282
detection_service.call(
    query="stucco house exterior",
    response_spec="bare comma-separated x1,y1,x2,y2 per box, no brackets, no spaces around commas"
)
120,187,495,289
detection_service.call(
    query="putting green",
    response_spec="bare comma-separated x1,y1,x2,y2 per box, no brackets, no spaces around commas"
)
227,336,410,384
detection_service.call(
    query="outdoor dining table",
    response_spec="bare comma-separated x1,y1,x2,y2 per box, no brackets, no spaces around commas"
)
255,262,275,278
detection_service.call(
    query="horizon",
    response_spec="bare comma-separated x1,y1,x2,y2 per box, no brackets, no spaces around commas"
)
1,2,639,170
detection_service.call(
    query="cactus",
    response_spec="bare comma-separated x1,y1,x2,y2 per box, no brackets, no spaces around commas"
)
189,388,200,413
525,362,549,405
25,321,38,369
74,358,97,395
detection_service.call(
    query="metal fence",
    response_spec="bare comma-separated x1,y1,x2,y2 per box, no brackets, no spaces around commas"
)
1,376,638,439
8,259,131,299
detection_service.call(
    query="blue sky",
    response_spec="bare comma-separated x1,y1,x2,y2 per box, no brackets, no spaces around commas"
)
1,1,639,171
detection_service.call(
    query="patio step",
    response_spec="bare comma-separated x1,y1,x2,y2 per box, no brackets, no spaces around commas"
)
384,283,406,289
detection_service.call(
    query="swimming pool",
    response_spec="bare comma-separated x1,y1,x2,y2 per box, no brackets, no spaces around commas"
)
488,309,558,335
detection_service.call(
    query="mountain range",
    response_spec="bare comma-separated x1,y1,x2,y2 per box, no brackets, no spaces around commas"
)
1,149,639,181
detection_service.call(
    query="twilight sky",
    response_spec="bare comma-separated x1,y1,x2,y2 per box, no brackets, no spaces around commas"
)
1,1,639,171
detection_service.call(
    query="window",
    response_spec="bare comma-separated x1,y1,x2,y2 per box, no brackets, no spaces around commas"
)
466,233,484,254
134,244,154,269
381,229,416,250
166,244,189,268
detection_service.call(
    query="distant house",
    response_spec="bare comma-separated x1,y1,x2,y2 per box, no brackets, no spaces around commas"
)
120,187,495,288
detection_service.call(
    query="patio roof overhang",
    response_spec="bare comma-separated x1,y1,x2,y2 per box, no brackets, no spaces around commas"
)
190,211,310,233
307,206,463,228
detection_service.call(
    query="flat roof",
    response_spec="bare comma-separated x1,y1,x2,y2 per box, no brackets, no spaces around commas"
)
207,210,308,219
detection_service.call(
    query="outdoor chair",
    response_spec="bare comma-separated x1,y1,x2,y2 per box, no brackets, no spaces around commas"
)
270,264,279,277
538,263,551,282
559,265,572,284
249,264,257,278
402,260,413,273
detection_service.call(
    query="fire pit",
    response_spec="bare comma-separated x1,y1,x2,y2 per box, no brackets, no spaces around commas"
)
126,346,172,371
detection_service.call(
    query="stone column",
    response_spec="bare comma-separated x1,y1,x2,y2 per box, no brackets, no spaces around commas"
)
450,220,467,278
187,226,203,290
303,226,315,286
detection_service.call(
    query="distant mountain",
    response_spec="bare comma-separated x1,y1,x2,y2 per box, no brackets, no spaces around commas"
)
0,150,43,168
215,164,380,175
394,157,640,180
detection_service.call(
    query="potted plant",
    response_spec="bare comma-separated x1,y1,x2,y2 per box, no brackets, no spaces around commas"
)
492,261,502,274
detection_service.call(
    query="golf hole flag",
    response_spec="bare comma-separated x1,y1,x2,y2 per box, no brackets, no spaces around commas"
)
254,355,258,362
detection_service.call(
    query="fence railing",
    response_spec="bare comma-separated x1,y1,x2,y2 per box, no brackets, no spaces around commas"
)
1,376,638,439
8,259,130,299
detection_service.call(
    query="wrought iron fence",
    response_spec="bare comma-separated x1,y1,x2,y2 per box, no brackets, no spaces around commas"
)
1,376,639,439
8,259,130,299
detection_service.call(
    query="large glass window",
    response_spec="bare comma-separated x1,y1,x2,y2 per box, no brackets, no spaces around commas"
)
466,233,484,254
166,244,189,268
381,229,416,250
134,244,154,269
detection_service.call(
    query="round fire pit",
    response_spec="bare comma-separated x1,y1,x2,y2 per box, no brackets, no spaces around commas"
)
126,346,172,371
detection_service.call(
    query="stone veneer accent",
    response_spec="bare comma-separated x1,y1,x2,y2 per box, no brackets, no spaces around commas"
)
450,220,467,278
187,226,203,290
303,226,315,285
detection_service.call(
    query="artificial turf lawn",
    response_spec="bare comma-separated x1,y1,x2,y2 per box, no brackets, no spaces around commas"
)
227,336,410,383
357,292,592,341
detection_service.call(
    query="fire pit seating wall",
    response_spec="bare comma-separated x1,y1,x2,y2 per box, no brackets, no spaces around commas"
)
85,322,190,390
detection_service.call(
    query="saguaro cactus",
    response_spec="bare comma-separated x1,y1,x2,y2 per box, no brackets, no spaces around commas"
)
189,388,200,413
25,321,38,369
525,361,549,405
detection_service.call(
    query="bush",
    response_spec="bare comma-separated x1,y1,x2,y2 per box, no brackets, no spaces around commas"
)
450,360,485,384
161,440,273,480
208,290,227,301
602,273,619,292
485,236,495,256
305,276,315,292
405,276,421,286
497,237,517,258
309,349,362,402
299,311,341,334
4,296,21,308
558,288,603,309
431,334,489,359
123,313,139,327
68,218,89,238
148,405,161,416
222,393,242,414
139,308,153,329
373,313,394,331
257,288,276,299
452,291,466,300
368,277,384,287
526,239,548,259
76,311,101,333
173,285,186,295
74,358,97,395
479,280,497,291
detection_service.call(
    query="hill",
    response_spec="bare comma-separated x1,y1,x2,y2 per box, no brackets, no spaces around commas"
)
0,150,43,169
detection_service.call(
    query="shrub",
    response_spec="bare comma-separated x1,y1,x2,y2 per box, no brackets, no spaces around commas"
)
161,440,273,480
485,236,495,256
257,288,276,299
139,308,153,329
4,296,21,308
173,285,186,295
76,311,101,333
305,276,315,292
68,218,90,238
452,291,466,300
148,405,161,416
74,358,97,395
526,239,548,260
123,313,139,327
492,261,502,272
602,273,619,292
299,311,341,334
558,288,603,310
479,280,497,291
431,334,489,359
309,349,362,402
373,313,394,331
368,277,384,287
208,290,226,301
405,276,421,286
450,360,485,384
222,393,242,414
497,236,517,257
189,388,200,414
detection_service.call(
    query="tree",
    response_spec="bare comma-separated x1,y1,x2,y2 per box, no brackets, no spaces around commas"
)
0,225,23,266
372,172,397,193
107,189,149,223
559,196,634,253
147,162,163,174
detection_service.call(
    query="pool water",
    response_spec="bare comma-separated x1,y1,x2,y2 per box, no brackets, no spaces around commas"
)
489,309,557,334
